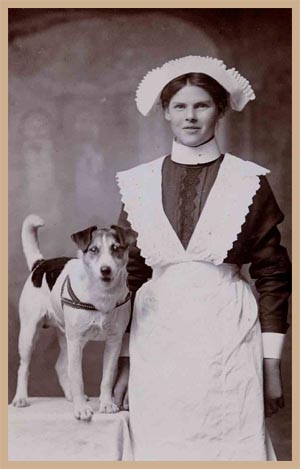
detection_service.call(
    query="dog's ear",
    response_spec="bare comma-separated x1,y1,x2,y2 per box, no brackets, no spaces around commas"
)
71,226,98,252
110,225,137,247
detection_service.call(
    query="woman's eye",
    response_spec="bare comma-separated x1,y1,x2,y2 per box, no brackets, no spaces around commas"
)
89,246,99,254
174,104,185,109
195,103,208,109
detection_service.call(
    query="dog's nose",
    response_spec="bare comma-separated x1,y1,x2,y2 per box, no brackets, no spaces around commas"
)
100,266,111,276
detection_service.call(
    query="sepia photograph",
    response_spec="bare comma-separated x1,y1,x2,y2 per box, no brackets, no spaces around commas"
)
7,7,293,462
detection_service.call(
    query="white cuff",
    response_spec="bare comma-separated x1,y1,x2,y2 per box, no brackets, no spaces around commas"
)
262,332,285,359
119,332,130,357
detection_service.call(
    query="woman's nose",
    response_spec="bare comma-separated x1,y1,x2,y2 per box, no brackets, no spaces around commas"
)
185,107,197,121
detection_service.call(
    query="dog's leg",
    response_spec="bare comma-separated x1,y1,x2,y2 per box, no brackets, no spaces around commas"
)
55,330,73,401
67,337,93,421
55,330,89,402
123,388,129,410
12,319,41,407
99,337,122,413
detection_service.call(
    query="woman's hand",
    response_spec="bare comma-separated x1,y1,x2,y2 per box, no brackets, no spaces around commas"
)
113,356,130,410
263,358,284,417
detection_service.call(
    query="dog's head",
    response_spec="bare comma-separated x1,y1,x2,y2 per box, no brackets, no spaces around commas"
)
71,225,137,285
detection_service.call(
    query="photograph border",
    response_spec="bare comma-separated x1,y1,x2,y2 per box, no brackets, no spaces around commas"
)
1,1,299,467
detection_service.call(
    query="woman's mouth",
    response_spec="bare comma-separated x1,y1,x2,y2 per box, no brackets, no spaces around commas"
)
183,127,200,133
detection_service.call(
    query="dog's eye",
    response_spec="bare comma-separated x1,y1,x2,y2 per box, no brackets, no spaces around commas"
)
89,246,99,254
111,243,121,252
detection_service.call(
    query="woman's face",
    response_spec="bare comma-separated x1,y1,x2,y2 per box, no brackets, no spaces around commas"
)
164,85,220,147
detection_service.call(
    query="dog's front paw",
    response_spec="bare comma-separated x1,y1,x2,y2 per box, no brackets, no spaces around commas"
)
12,397,30,407
99,400,119,414
73,403,93,422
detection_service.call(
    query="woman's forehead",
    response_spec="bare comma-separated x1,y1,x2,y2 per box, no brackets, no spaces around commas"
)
169,84,213,103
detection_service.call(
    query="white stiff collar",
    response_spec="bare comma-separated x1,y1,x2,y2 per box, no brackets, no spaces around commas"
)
171,137,221,165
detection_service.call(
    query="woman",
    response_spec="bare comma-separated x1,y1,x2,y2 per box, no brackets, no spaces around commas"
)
114,56,291,460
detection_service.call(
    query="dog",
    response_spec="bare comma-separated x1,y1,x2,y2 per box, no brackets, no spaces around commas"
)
12,214,135,421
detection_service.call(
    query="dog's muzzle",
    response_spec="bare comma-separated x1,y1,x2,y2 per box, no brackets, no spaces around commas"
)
100,265,112,282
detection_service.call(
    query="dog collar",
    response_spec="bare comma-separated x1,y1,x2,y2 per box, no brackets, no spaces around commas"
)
60,276,131,312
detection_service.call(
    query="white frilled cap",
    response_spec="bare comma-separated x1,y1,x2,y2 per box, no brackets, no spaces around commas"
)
135,55,256,116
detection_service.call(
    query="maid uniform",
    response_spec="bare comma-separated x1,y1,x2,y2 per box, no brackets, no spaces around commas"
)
116,56,291,461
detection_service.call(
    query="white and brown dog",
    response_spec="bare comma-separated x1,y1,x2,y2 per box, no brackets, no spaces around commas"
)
12,214,135,421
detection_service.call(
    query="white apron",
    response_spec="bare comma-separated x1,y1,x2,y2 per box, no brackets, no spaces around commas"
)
117,153,276,461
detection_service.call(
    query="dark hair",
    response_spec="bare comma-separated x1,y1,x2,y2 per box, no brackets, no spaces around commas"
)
160,73,229,116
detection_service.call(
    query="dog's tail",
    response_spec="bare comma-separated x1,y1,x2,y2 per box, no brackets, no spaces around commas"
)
21,214,45,271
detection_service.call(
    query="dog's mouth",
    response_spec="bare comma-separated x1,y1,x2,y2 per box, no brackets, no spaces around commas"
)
100,274,113,283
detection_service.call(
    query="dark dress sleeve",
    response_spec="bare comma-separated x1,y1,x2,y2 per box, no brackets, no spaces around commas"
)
242,176,291,334
118,204,153,331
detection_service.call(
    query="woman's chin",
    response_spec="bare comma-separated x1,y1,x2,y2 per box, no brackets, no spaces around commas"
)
177,137,206,147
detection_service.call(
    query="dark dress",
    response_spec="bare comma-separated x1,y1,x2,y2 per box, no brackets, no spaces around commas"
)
119,154,291,335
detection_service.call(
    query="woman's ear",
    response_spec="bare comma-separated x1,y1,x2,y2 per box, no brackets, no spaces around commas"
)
164,107,171,121
218,105,228,120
